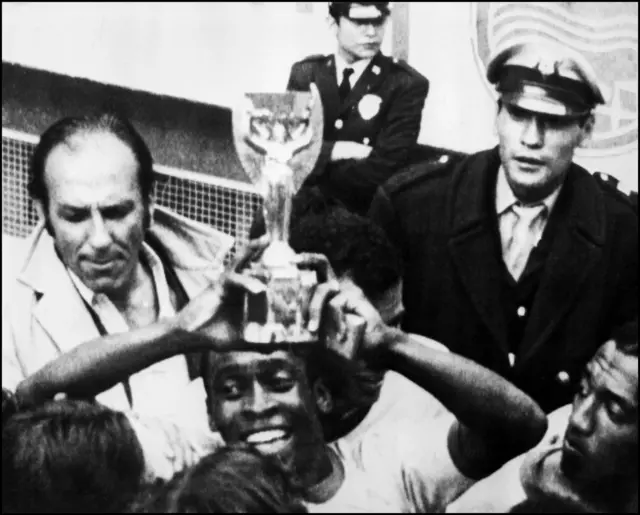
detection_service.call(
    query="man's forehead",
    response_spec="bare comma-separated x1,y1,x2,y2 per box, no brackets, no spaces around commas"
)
588,341,638,406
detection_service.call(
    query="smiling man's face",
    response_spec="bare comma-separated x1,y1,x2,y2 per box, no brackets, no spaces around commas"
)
210,350,326,479
561,340,638,492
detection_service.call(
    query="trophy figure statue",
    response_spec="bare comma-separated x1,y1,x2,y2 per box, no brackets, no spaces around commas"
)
232,86,324,344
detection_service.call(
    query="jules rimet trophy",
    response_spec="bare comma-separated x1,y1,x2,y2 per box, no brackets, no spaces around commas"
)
232,86,325,344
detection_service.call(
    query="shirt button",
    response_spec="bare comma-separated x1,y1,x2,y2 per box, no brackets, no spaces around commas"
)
334,119,343,130
556,371,571,385
363,137,370,145
439,155,449,164
517,306,527,317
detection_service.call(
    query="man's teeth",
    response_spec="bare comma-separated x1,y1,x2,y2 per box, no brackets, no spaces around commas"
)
246,429,288,444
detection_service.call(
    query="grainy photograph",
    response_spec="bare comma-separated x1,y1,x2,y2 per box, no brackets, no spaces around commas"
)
2,2,638,513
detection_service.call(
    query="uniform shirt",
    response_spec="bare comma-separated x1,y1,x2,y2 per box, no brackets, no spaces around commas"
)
495,166,562,261
67,243,196,420
334,53,373,89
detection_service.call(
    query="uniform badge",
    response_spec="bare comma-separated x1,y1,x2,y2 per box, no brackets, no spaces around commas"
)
535,57,558,77
358,94,382,120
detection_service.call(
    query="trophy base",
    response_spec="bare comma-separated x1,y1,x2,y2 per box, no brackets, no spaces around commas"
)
243,322,317,345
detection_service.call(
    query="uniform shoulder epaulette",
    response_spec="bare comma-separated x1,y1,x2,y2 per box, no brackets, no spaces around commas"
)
299,54,328,64
386,153,460,196
390,57,426,80
594,171,637,210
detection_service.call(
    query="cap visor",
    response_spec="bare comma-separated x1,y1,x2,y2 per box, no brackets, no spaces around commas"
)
503,92,569,117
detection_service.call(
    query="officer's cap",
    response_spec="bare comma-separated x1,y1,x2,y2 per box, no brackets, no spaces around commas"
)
329,2,391,22
487,41,605,118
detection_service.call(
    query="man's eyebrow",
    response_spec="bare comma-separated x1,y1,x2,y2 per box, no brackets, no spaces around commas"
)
215,357,296,377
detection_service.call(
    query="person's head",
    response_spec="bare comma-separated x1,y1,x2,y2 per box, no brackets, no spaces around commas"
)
2,399,145,513
290,203,404,327
208,347,327,490
328,2,390,63
28,112,155,297
487,41,605,203
561,321,638,506
129,444,306,513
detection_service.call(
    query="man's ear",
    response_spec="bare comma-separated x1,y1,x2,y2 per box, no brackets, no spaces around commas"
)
34,199,45,222
313,380,334,415
577,114,595,147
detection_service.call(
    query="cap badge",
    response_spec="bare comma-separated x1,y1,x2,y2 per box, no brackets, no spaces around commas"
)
535,58,559,78
358,94,382,120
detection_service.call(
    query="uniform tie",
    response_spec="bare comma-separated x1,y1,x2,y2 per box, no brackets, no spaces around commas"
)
504,203,547,281
339,67,355,102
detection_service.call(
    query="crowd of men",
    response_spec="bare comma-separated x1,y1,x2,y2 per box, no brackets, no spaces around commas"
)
2,2,637,513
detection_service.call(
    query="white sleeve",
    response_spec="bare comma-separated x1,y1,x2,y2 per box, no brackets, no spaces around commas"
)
395,418,476,512
2,303,25,392
125,379,225,481
446,405,572,513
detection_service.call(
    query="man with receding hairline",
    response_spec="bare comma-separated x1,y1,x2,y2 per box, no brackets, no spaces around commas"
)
2,112,233,424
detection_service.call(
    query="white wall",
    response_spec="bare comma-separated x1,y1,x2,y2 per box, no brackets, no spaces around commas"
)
2,2,391,108
408,2,638,191
2,2,637,190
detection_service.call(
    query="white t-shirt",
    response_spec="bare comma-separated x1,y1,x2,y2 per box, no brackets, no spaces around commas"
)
306,416,474,513
343,333,451,446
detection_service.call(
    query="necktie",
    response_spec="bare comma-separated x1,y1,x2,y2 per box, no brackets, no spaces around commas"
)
339,67,355,102
504,203,547,281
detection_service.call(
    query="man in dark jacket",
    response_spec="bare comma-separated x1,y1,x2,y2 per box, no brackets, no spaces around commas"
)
369,40,638,413
287,2,429,215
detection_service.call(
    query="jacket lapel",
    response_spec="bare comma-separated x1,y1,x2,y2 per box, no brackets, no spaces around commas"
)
447,148,511,356
516,167,606,368
313,55,341,129
19,224,101,355
339,52,390,117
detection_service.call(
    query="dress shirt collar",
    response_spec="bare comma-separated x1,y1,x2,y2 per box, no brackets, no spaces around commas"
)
334,52,372,87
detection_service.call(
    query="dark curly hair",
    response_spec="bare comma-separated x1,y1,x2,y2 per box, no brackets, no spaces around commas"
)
289,199,403,300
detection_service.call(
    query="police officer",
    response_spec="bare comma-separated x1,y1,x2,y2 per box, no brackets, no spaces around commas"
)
369,40,638,412
287,2,429,215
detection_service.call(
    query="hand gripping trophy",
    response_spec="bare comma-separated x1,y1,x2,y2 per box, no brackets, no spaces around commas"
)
232,85,325,344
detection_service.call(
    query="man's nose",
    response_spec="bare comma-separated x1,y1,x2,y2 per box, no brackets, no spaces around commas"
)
88,214,112,249
246,382,274,415
568,395,596,436
364,23,377,36
520,117,545,148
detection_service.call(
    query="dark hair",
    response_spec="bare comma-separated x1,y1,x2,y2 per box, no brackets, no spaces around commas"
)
328,2,390,22
2,399,146,513
128,444,306,513
28,111,155,213
612,319,638,358
289,202,403,300
510,497,591,513
304,346,382,441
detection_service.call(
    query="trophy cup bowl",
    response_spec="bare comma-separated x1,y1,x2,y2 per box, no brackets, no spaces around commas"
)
232,86,324,344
